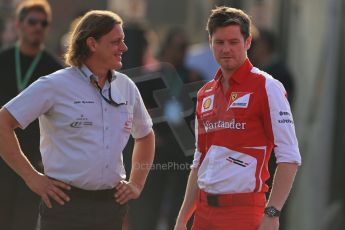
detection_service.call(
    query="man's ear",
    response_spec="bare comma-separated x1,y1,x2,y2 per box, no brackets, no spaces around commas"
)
245,35,252,50
86,37,97,52
208,35,212,48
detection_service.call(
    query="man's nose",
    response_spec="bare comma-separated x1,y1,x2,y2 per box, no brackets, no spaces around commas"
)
222,43,231,53
121,41,128,52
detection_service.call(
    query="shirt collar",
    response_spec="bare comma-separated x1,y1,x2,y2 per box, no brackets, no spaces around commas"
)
78,65,116,83
78,65,126,104
214,58,253,85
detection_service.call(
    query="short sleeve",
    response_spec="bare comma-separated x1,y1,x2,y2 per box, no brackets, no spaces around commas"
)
131,85,153,139
4,76,54,129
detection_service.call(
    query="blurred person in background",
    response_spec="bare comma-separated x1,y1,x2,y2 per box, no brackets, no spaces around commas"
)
175,6,301,230
0,1,62,229
159,28,203,84
121,22,151,70
0,9,155,230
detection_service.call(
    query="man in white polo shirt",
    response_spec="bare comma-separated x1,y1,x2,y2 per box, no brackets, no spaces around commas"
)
0,10,155,230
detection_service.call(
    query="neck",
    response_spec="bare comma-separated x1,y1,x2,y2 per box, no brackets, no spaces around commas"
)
220,68,236,93
221,68,234,81
220,73,229,93
84,60,109,87
18,40,42,56
220,57,247,88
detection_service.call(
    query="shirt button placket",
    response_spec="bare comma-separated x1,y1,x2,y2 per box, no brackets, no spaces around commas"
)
102,101,110,181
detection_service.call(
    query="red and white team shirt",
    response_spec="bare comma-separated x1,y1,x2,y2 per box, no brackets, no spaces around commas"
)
191,59,301,194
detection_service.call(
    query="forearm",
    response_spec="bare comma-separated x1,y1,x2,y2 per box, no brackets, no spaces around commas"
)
267,162,299,210
129,130,155,189
0,109,38,183
176,167,199,225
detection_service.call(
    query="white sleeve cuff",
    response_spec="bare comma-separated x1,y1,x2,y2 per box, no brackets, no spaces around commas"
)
190,150,202,169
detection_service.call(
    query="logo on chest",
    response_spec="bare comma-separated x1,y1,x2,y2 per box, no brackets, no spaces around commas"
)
227,92,252,110
201,95,215,113
70,114,93,128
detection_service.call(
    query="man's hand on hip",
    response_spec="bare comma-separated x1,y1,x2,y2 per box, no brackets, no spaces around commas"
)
25,173,71,208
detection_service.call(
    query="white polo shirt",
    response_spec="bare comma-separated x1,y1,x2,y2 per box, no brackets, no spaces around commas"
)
4,65,152,190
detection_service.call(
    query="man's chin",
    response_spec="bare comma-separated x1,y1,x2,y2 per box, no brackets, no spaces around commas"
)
220,63,233,69
113,62,123,70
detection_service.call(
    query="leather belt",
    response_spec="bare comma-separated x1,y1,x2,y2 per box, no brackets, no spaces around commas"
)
199,190,266,207
68,186,116,200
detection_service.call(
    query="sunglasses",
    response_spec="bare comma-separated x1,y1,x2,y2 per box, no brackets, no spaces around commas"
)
26,17,49,28
90,76,127,107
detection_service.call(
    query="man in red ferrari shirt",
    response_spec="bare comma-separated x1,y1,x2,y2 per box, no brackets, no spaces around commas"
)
175,6,301,230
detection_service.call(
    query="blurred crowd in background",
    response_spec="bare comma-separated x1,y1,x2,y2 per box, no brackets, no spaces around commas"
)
0,0,345,230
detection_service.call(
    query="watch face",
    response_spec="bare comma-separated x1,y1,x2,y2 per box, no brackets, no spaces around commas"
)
264,206,280,217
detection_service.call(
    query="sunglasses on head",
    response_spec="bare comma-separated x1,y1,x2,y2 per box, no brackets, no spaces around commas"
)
26,17,49,28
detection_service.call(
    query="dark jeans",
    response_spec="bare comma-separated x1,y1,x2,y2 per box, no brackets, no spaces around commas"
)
36,187,128,230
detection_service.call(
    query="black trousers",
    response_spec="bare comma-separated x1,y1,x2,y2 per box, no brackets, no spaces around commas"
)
36,187,128,230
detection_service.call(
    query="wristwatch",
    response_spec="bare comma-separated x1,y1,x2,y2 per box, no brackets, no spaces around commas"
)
264,206,281,217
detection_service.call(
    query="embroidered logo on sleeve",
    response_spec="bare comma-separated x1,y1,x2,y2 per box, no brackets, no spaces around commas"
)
227,92,252,110
201,95,214,113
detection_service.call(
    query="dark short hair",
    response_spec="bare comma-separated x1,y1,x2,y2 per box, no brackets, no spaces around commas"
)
16,0,52,22
207,6,252,40
64,10,123,67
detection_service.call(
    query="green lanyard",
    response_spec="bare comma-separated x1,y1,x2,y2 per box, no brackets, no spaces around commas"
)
15,44,43,92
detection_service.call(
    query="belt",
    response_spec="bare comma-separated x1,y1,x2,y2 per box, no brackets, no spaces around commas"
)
199,190,266,207
68,186,117,201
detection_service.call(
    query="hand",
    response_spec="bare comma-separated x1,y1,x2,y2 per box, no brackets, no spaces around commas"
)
258,215,279,230
25,172,71,208
114,180,142,205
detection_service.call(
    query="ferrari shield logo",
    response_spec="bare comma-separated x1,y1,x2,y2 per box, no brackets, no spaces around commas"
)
227,92,252,110
231,92,237,101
